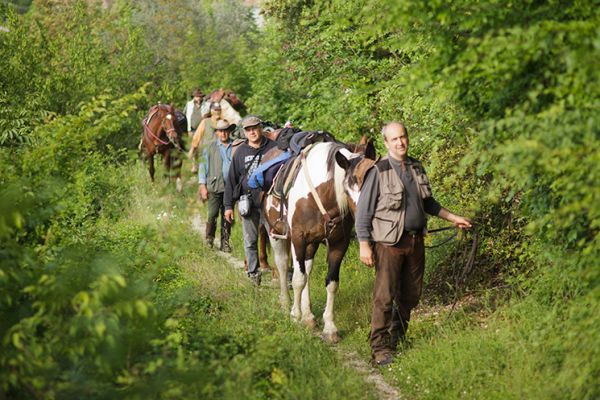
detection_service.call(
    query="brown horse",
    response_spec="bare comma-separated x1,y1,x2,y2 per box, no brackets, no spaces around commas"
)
263,140,376,342
140,104,186,192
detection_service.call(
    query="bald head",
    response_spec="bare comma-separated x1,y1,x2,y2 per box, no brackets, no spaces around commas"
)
381,121,409,161
381,122,408,140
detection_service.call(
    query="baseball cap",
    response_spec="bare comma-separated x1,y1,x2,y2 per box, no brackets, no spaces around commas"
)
241,115,262,129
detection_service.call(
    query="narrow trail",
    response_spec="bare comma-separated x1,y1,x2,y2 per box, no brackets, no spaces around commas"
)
190,214,402,400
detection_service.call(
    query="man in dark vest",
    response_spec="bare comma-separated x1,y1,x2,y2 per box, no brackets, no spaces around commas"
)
198,119,235,252
355,121,472,367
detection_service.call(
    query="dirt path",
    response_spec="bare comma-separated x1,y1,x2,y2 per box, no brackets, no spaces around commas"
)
190,214,402,400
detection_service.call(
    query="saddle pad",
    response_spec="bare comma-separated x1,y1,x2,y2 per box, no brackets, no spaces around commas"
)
270,143,316,198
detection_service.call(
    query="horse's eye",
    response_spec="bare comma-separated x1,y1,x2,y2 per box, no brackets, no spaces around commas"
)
166,114,172,120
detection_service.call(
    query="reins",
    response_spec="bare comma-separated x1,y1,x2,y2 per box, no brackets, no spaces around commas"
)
423,223,481,317
425,226,458,248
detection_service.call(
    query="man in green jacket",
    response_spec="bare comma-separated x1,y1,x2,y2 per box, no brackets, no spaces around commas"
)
198,119,234,252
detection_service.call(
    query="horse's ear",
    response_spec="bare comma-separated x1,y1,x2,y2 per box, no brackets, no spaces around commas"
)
365,140,377,160
359,134,367,145
335,150,350,169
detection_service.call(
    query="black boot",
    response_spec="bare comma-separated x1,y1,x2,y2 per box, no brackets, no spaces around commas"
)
220,222,232,253
205,221,215,248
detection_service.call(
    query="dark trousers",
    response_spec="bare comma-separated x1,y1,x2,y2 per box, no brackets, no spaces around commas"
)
370,232,425,356
206,192,230,241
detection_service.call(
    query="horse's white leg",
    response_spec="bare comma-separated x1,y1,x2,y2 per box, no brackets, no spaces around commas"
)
300,259,316,329
290,247,305,322
322,281,341,343
270,237,290,309
176,177,183,192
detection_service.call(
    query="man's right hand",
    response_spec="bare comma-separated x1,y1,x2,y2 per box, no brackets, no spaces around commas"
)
359,241,375,268
198,184,208,201
224,209,234,223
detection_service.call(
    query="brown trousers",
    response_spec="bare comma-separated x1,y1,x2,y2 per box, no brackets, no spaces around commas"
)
370,232,425,356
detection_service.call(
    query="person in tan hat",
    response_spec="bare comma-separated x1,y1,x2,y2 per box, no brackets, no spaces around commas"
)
198,119,236,251
189,102,222,173
223,115,276,285
183,89,204,135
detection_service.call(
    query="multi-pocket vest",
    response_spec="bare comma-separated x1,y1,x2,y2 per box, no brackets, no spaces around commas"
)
206,141,227,193
371,156,433,245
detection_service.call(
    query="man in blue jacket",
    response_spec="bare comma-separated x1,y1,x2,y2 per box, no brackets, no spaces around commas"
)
199,119,234,252
224,115,276,285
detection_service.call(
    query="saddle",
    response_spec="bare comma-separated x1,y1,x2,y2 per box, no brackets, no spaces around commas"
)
266,148,308,238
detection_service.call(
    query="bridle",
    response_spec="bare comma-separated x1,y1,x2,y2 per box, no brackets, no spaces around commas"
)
142,105,185,153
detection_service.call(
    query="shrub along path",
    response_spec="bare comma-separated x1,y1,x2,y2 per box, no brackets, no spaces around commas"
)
190,213,401,400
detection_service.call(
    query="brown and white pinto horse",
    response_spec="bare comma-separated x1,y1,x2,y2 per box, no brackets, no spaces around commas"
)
264,140,376,342
140,104,186,192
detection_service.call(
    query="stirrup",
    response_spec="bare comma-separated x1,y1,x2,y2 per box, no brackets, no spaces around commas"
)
269,229,289,240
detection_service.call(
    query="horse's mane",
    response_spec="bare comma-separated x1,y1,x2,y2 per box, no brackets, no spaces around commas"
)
326,143,350,217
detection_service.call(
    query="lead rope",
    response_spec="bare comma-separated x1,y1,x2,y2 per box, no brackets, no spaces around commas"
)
446,224,480,318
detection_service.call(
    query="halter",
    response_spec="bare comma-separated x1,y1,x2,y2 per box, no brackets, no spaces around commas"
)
142,105,184,152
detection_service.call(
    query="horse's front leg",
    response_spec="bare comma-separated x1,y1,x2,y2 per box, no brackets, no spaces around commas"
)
290,245,306,323
173,151,183,192
300,258,316,329
148,154,155,182
291,242,317,329
270,236,290,309
163,150,172,183
321,239,350,343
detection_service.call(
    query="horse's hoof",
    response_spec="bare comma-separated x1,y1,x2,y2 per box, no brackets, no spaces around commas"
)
280,301,290,311
303,317,317,329
321,331,341,344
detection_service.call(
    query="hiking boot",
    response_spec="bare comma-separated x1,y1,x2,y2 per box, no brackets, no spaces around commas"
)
371,352,394,367
248,272,261,286
220,239,232,253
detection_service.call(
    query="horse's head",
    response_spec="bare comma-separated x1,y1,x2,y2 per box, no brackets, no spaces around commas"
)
334,139,377,216
159,104,179,142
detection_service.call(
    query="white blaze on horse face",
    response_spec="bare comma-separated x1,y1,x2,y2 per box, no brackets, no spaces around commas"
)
165,114,172,120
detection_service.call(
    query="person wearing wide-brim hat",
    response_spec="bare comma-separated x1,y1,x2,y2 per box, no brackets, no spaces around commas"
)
198,118,236,252
183,88,204,136
189,102,223,172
